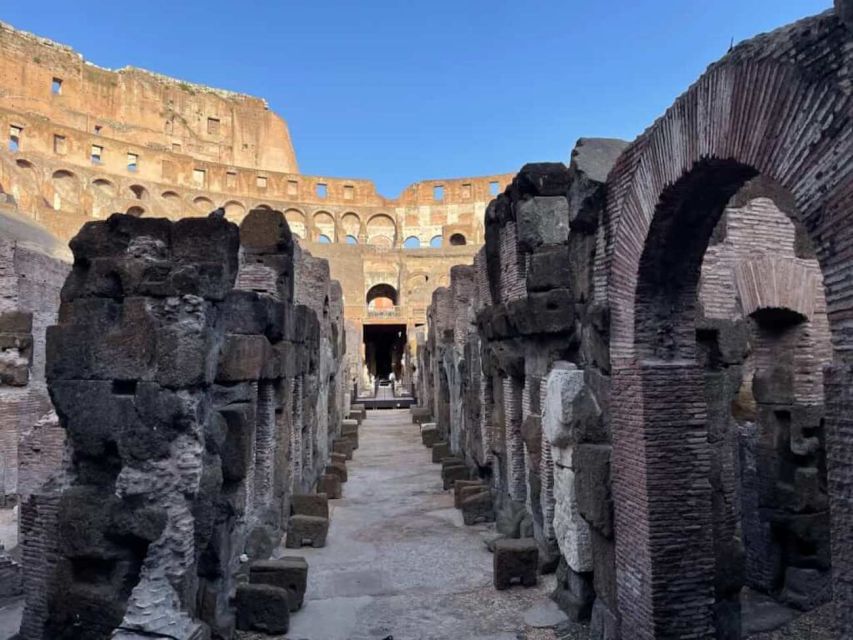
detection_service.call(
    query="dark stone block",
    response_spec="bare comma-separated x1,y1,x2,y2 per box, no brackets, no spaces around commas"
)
0,310,32,334
332,438,354,460
575,444,613,537
250,557,308,612
216,334,272,383
291,493,329,519
493,538,538,590
589,597,620,640
510,163,573,199
325,461,348,483
222,291,285,341
285,515,329,548
780,566,831,610
421,425,441,447
551,559,594,621
527,246,572,293
317,473,342,499
454,480,486,508
461,490,495,525
235,583,290,634
508,289,576,336
442,463,470,490
432,442,451,463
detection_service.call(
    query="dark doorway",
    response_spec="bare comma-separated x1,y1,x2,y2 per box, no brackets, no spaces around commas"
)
364,324,406,381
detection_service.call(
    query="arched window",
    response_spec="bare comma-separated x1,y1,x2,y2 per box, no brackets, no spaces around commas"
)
430,235,443,248
317,234,332,244
449,233,466,246
126,206,145,217
403,236,421,249
345,235,358,245
366,283,398,310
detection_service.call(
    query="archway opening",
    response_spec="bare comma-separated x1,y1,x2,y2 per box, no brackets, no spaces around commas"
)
366,283,398,311
430,235,443,248
403,236,421,249
363,324,406,384
449,233,466,246
627,162,833,637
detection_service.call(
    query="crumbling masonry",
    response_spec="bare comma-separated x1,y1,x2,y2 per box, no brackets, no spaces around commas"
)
418,7,853,639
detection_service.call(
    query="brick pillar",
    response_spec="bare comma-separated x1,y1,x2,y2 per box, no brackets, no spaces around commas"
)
612,360,714,640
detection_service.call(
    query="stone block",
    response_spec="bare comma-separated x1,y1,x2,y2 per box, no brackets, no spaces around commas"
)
332,438,354,460
0,310,33,334
421,424,441,447
291,493,329,519
508,289,576,336
442,463,470,490
317,473,342,499
432,441,451,463
330,452,347,466
216,334,272,383
222,290,285,341
752,365,795,404
553,462,593,573
411,406,432,424
285,515,329,549
454,480,486,508
250,557,308,612
511,163,572,199
219,403,256,482
527,245,572,292
574,444,612,537
325,461,348,483
543,363,603,448
516,196,570,252
340,432,358,451
493,538,539,590
235,583,289,634
461,490,495,525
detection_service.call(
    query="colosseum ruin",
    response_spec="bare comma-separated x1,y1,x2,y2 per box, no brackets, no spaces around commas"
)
0,2,852,639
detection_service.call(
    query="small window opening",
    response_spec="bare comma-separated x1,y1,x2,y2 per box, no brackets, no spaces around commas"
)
9,126,22,152
171,142,181,152
433,185,445,201
207,117,221,135
288,180,299,196
257,175,268,189
193,169,206,187
226,171,237,188
430,235,443,248
462,183,472,199
317,234,332,244
345,235,358,245
127,153,139,172
51,78,62,95
94,124,102,135
90,145,103,164
489,181,500,196
53,134,67,155
344,185,355,200
316,183,328,198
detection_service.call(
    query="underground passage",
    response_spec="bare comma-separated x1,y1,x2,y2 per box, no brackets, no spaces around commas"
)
0,4,851,640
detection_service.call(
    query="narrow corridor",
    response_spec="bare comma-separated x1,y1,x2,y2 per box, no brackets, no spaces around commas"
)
277,409,570,640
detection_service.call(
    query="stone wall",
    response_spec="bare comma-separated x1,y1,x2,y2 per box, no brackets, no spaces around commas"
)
419,123,838,637
24,208,347,640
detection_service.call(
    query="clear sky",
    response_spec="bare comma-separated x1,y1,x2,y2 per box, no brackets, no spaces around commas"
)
1,0,831,197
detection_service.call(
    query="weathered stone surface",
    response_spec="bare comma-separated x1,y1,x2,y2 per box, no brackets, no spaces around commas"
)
317,474,342,499
291,493,329,519
515,196,570,252
442,463,470,490
235,583,290,634
574,444,612,537
286,514,329,548
250,557,308,612
332,437,354,460
494,538,539,590
432,441,451,463
543,363,603,448
421,424,441,447
461,489,495,525
552,462,592,573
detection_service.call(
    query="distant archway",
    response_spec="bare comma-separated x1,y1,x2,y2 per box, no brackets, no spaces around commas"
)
430,235,443,248
129,184,148,200
449,233,466,246
314,211,336,242
193,196,214,212
285,208,307,239
366,214,396,246
126,206,145,217
366,283,398,309
345,235,358,245
403,236,421,249
224,200,246,221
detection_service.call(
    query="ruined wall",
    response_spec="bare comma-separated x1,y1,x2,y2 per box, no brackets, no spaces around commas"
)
21,208,346,640
418,120,839,637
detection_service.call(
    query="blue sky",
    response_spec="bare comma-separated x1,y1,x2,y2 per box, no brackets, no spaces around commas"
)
1,1,831,197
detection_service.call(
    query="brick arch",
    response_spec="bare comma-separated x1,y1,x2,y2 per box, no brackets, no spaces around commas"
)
602,12,853,638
